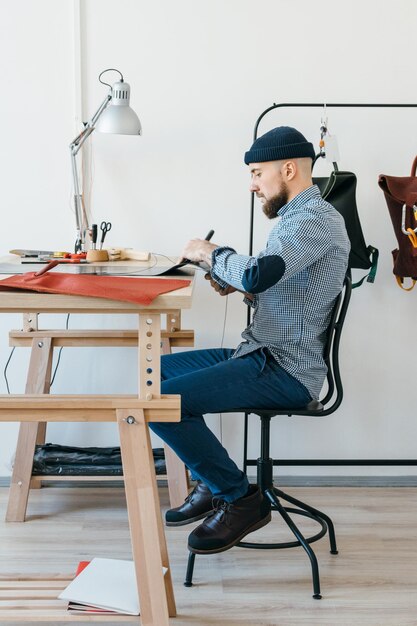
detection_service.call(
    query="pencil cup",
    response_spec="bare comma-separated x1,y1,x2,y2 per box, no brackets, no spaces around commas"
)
86,249,109,262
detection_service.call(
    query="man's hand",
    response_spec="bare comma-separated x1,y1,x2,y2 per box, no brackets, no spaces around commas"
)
204,273,237,296
180,239,217,266
204,273,254,300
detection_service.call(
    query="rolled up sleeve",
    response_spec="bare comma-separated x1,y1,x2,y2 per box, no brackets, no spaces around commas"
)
210,213,333,295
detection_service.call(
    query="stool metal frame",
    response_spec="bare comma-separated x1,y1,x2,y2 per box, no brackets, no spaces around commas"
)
184,274,352,599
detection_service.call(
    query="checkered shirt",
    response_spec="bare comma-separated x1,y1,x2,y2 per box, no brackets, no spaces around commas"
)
211,185,350,400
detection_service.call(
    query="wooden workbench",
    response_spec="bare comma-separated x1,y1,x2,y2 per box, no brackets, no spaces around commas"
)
0,260,195,625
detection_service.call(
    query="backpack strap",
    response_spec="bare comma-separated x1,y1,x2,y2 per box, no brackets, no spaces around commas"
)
351,246,379,289
366,245,379,283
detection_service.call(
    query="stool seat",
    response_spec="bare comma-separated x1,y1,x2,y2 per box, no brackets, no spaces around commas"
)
239,398,325,418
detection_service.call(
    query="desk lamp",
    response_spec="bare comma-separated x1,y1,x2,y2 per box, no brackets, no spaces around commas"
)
69,68,142,252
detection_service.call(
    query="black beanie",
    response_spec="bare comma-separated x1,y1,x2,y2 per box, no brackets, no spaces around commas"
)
244,126,315,165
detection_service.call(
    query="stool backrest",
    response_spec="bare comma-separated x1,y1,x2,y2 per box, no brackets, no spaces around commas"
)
318,273,352,415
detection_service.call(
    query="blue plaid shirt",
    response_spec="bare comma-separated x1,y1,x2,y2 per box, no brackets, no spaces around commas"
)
211,185,350,400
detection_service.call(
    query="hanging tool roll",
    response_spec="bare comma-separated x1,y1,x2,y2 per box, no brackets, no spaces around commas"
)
379,156,417,291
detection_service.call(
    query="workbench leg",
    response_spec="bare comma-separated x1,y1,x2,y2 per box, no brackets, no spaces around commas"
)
29,422,48,490
161,337,190,508
6,338,53,522
118,409,176,626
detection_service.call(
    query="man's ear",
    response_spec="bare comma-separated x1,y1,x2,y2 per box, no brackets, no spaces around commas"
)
282,160,297,181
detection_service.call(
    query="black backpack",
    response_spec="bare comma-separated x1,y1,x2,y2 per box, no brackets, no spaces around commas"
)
313,161,378,288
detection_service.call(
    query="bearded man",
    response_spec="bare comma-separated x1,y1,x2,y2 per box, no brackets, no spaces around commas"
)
149,126,350,556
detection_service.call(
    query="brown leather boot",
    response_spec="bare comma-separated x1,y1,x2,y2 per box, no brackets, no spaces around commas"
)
187,484,271,554
165,481,214,526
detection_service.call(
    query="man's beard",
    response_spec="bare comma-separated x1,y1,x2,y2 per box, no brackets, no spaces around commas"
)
262,184,290,219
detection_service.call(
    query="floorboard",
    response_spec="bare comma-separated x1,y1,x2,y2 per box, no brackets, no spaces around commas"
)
0,485,415,625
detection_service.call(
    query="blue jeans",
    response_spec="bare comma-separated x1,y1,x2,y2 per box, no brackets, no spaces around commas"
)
150,348,311,503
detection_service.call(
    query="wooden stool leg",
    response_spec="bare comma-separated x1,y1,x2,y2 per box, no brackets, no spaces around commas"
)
117,409,176,626
6,338,53,522
161,337,189,508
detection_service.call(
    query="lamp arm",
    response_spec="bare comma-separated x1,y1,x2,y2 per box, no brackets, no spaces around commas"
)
70,149,86,253
69,92,112,252
70,93,112,156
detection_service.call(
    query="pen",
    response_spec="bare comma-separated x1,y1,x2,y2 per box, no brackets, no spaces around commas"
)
91,224,97,250
205,229,215,241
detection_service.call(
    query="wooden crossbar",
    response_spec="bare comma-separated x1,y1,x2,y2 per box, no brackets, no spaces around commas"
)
9,329,194,348
0,394,181,423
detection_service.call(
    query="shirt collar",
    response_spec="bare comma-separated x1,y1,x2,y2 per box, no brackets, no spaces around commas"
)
278,184,321,217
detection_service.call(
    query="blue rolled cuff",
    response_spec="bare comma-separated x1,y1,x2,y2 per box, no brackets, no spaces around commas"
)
242,255,286,293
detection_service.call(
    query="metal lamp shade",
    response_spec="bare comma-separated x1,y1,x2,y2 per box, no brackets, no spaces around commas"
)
96,81,142,135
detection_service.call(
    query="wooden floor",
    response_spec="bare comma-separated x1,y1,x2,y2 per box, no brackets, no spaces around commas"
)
0,484,416,625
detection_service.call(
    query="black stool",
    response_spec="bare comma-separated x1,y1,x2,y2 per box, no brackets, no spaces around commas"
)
184,275,352,599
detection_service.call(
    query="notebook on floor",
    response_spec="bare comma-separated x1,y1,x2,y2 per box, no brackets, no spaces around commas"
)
59,557,167,615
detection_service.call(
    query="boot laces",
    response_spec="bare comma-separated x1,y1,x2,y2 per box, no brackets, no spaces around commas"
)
208,498,233,524
184,484,199,504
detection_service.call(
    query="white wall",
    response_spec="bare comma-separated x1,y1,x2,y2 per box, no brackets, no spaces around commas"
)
1,0,417,477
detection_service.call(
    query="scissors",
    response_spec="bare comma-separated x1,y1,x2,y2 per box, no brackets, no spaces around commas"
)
100,221,112,249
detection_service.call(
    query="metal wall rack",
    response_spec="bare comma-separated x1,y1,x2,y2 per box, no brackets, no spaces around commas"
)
244,102,417,470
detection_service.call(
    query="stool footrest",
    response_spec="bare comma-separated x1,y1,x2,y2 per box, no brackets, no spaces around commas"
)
238,506,327,550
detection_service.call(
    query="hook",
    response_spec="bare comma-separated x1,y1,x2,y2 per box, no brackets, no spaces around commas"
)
319,103,328,156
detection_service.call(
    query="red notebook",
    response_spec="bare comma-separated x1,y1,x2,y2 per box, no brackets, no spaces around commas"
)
75,561,90,576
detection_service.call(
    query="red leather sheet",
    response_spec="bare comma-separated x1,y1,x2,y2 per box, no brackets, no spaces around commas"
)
0,271,190,305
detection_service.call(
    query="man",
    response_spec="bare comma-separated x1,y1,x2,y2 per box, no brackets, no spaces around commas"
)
150,126,350,556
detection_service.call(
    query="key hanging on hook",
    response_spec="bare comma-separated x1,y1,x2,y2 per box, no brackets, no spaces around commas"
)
318,104,340,164
319,103,328,157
